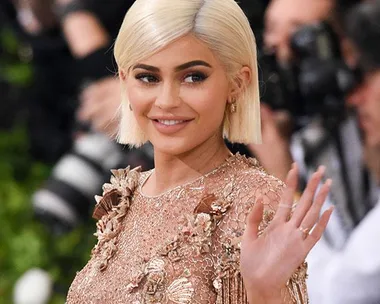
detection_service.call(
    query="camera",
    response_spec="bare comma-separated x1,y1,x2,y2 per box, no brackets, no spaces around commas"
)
32,131,154,235
259,21,362,130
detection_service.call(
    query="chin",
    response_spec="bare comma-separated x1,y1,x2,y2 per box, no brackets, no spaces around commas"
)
152,138,192,155
151,135,209,157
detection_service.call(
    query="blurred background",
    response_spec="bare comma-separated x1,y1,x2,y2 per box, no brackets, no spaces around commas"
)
1,0,380,303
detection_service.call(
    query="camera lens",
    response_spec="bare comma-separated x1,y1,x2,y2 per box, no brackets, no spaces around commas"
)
32,132,153,235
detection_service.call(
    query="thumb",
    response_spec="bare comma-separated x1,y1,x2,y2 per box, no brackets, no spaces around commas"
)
244,198,264,241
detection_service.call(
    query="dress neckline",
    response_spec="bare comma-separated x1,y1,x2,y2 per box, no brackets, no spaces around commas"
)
138,153,236,199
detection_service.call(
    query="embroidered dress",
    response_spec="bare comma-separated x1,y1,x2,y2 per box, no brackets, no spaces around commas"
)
66,154,308,303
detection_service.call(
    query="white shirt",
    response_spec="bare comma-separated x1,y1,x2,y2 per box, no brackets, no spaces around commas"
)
307,198,380,304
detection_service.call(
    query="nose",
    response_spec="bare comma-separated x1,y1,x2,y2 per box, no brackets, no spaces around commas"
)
155,82,181,110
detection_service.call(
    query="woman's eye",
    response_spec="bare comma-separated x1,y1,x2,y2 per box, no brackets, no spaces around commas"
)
183,73,207,83
135,74,159,83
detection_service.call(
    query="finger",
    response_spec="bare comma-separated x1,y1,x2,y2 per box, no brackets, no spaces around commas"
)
78,96,111,122
81,83,110,104
305,206,334,250
291,166,325,227
81,77,114,99
244,198,265,240
93,111,120,134
299,179,331,232
77,103,98,122
83,89,108,105
76,101,95,121
274,163,298,222
81,83,99,101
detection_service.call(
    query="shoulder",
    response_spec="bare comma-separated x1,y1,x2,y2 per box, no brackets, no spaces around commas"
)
92,166,143,220
209,156,287,297
214,154,285,235
229,154,285,209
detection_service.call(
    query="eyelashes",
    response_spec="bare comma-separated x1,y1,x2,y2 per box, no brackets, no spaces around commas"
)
135,73,159,84
183,72,208,83
134,72,209,86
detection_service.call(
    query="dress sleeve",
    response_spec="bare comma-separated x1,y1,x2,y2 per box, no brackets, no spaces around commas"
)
213,169,309,304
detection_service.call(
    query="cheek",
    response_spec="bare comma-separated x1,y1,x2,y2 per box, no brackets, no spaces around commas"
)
126,84,154,114
181,84,228,124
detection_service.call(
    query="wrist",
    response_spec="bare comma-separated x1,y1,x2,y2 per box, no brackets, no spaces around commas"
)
246,285,286,304
246,286,285,304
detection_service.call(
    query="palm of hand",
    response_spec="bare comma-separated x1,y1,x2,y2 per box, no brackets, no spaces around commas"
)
241,217,309,292
240,165,333,295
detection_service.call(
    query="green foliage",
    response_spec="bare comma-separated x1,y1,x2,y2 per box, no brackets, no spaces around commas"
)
0,25,96,304
0,126,96,303
0,28,33,86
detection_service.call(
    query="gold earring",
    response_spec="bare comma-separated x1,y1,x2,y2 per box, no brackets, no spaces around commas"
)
230,101,237,113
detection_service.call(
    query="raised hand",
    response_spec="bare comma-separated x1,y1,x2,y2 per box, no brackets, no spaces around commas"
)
77,77,121,137
240,164,334,302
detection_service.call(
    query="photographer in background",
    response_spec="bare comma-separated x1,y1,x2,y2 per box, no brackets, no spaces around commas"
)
0,0,157,233
252,0,380,302
307,2,380,302
0,0,266,235
255,0,370,248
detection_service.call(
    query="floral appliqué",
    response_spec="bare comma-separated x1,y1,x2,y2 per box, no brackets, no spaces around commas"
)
126,258,194,304
126,185,235,303
92,166,140,271
158,192,234,261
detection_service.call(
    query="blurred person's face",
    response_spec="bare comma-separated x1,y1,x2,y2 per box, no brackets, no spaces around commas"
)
347,71,380,147
264,0,333,65
123,34,250,155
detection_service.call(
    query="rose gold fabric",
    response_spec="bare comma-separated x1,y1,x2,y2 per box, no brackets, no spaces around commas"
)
66,154,308,303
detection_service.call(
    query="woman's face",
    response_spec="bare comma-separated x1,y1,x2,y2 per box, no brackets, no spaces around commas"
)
124,34,232,156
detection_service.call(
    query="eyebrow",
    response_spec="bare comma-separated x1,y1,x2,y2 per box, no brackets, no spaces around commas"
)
132,60,212,72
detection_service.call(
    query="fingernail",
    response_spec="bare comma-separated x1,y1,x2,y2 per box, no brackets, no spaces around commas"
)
325,179,333,187
329,206,335,213
318,165,326,175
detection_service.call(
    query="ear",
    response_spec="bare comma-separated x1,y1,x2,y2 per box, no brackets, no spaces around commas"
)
228,66,252,103
119,69,127,81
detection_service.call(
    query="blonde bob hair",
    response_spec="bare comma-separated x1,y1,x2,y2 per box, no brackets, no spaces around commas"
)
114,0,261,147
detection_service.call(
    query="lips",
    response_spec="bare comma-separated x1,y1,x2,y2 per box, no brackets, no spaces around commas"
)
150,117,194,135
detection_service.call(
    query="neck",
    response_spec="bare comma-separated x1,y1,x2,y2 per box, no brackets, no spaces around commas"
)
144,134,231,196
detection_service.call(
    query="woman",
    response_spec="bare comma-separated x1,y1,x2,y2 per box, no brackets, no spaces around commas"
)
66,0,333,303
